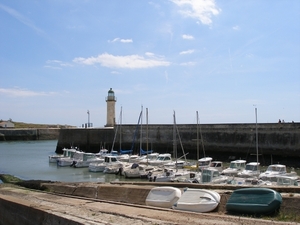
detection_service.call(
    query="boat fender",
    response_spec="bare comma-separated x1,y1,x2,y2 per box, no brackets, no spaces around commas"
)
116,167,123,175
131,163,139,169
153,176,157,182
70,161,76,167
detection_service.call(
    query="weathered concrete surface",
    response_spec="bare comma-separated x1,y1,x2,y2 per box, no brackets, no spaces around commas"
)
15,180,300,215
56,123,300,167
1,183,299,225
0,128,60,141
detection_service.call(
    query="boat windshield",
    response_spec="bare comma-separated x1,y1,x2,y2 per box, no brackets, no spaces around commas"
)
229,163,237,168
156,156,171,161
148,155,158,160
111,157,117,162
199,161,210,166
267,166,286,172
211,162,222,167
245,165,257,171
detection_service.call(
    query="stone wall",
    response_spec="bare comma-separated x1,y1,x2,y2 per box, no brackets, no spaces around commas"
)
0,128,60,141
56,123,300,167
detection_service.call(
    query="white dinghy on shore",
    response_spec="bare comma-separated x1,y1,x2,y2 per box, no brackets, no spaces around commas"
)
145,186,182,208
173,188,220,213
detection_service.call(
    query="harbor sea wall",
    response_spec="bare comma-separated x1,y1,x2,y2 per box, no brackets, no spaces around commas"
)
0,128,60,141
56,123,300,167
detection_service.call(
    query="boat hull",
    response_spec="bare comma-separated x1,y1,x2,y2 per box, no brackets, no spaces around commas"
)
173,188,220,213
226,187,282,215
146,186,181,208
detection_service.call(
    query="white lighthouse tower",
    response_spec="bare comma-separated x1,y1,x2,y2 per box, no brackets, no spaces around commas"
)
105,88,116,127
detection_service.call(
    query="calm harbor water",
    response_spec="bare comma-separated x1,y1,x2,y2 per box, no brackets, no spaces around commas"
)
0,140,299,183
0,140,129,183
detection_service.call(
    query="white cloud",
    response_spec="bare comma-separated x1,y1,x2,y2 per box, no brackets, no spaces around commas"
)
120,39,133,43
170,0,221,25
45,60,73,69
0,87,56,97
111,71,121,74
108,38,133,43
0,3,45,35
180,61,196,66
182,34,194,40
73,53,170,69
180,49,195,55
233,25,240,30
145,52,155,57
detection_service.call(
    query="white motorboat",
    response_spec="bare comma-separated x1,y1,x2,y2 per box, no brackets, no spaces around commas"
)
198,157,213,171
221,159,246,176
103,164,122,174
73,152,104,168
116,154,140,163
138,153,159,164
89,155,123,172
238,162,260,178
150,169,176,182
57,150,82,167
123,163,152,178
184,157,213,171
258,164,297,181
95,148,110,158
146,186,182,208
49,154,64,163
200,168,228,184
173,188,221,213
164,160,191,169
149,168,190,182
209,161,223,172
276,175,299,186
49,147,77,163
148,153,172,166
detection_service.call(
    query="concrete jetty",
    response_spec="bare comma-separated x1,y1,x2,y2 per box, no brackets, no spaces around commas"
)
0,181,299,225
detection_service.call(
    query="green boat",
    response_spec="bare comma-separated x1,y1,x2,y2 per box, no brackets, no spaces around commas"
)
226,187,282,215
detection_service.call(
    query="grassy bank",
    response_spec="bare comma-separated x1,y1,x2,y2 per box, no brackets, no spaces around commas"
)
9,121,74,129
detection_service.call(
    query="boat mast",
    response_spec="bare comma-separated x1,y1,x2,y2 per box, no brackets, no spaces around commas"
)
119,107,122,151
146,107,149,152
255,107,259,172
140,105,143,156
196,111,199,161
146,107,149,165
173,111,178,171
198,112,206,158
111,108,121,152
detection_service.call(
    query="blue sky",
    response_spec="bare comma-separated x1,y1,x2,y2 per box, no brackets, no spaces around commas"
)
0,0,299,127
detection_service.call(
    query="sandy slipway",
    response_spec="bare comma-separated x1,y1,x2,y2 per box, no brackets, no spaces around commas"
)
0,181,299,225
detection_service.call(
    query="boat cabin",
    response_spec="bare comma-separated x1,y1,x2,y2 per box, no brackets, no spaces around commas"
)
198,157,213,170
265,164,287,173
276,176,299,186
245,162,260,171
104,156,118,163
228,160,246,170
156,153,172,161
209,161,223,172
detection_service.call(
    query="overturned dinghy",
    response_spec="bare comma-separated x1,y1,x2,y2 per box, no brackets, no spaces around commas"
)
145,186,181,208
226,187,282,215
173,188,220,213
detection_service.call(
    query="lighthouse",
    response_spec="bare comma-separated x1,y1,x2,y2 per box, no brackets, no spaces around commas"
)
105,88,116,127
